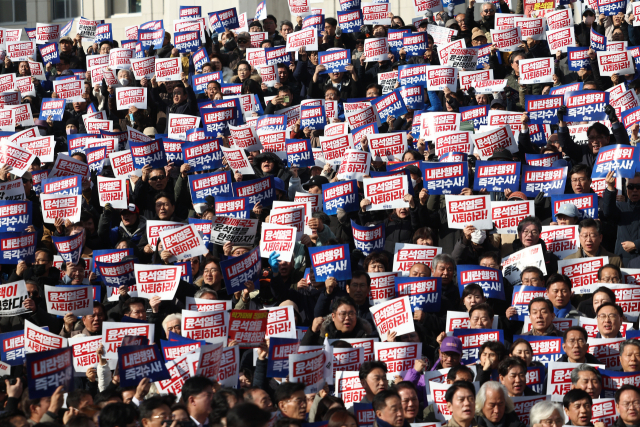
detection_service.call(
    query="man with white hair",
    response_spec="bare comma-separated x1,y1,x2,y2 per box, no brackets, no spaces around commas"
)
530,401,564,427
474,382,524,427
432,254,459,307
162,313,181,338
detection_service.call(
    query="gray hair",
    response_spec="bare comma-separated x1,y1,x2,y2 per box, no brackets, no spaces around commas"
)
529,401,563,426
162,313,181,331
475,382,514,415
482,2,496,10
620,339,640,355
195,287,218,299
432,254,457,272
570,363,602,385
117,68,134,82
281,20,294,28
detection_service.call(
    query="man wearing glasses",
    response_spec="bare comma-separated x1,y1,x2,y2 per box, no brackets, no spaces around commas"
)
565,219,622,267
503,217,559,278
595,303,624,338
615,385,640,427
560,327,601,364
301,296,370,345
275,383,307,420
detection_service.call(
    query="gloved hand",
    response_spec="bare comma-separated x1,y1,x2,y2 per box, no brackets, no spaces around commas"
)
268,251,281,271
335,26,342,37
605,104,619,124
557,105,568,122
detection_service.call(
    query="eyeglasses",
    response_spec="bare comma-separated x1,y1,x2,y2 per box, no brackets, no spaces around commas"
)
571,177,588,183
540,418,564,427
628,184,640,190
620,401,640,409
149,175,166,182
483,8,495,13
203,268,219,274
238,38,249,43
155,202,171,209
597,313,620,321
580,233,599,239
337,311,356,319
172,91,184,97
588,135,606,142
566,338,586,347
287,397,307,406
522,230,539,236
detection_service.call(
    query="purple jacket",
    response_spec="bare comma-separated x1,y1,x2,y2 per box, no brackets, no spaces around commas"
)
403,368,427,405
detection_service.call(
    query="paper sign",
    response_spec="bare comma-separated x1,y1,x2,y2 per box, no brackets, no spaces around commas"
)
369,296,414,341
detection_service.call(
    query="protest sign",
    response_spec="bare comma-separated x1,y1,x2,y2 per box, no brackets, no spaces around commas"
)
0,232,35,264
558,257,608,288
510,286,548,321
474,161,520,192
286,28,318,52
472,126,516,159
95,258,136,289
368,132,406,161
550,194,598,221
260,223,296,262
181,310,229,343
24,320,67,353
592,145,635,178
118,345,170,387
525,95,563,124
540,225,580,260
363,175,409,211
502,244,548,286
40,194,82,224
446,48,478,71
44,285,92,316
395,277,441,312
421,162,468,195
369,296,414,341
50,153,89,178
515,17,545,40
597,51,635,76
547,27,576,52
26,347,73,399
0,200,31,232
458,265,505,300
135,264,181,300
393,243,442,274
129,56,155,80
322,180,360,215
228,310,268,348
492,200,535,234
115,87,147,110
289,348,325,393
155,57,182,82
51,231,83,264
307,244,352,282
445,195,492,230
102,321,154,359
0,281,28,317
490,27,522,51
521,165,568,197
368,272,400,305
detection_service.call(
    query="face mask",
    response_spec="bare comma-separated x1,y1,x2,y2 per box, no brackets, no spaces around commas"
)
119,78,129,86
411,178,418,188
585,16,595,25
32,264,46,276
66,128,77,135
62,274,73,285
436,20,444,26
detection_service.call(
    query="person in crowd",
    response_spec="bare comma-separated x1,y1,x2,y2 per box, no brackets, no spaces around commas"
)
474,382,525,427
571,364,603,400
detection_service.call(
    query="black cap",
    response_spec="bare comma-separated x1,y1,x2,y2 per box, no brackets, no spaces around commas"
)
303,175,329,190
66,117,79,128
488,148,513,161
406,165,421,176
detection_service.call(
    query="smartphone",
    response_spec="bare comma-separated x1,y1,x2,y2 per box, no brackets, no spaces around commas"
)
283,95,290,103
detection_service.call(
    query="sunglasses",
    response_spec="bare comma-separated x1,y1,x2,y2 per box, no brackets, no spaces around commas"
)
149,175,166,182
628,184,640,190
238,38,249,43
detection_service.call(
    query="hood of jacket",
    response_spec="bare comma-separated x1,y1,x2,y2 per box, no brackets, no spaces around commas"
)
253,152,285,177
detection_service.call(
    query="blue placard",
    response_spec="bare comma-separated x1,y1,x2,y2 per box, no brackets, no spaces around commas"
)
440,152,468,162
476,44,492,69
60,19,73,37
398,64,428,86
527,366,546,394
140,20,163,30
174,30,201,53
122,335,150,346
453,329,504,365
95,23,113,43
599,0,625,15
473,161,520,192
0,329,27,366
591,27,607,51
215,196,253,219
403,32,428,58
192,71,222,94
86,147,106,174
353,404,374,427
0,232,36,264
513,335,564,366
395,276,442,312
256,114,287,134
39,42,59,64
92,248,133,273
457,265,505,300
510,286,547,321
52,234,83,264
551,194,598,221
600,368,640,397
525,152,560,167
399,85,425,110
372,89,407,122
216,8,240,31
161,138,185,167
300,105,326,130
322,180,359,215
549,82,584,96
460,105,489,130
567,47,591,71
129,139,168,169
121,40,137,50
337,10,363,33
267,337,299,377
308,244,352,282
388,29,410,55
176,260,193,283
525,95,563,125
521,165,568,197
138,29,165,49
188,171,234,204
351,220,385,256
0,200,31,232
31,169,49,195
181,139,223,172
264,46,292,66
179,5,201,19
592,144,636,178
255,1,267,19
188,218,212,248
118,345,170,388
286,139,314,168
42,175,82,195
318,49,350,74
629,47,640,70
221,246,261,294
528,124,548,146
303,14,325,31
421,161,468,195
95,258,136,288
27,347,74,398
39,98,66,121
160,338,202,362
201,107,239,137
192,47,210,72
233,176,275,208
